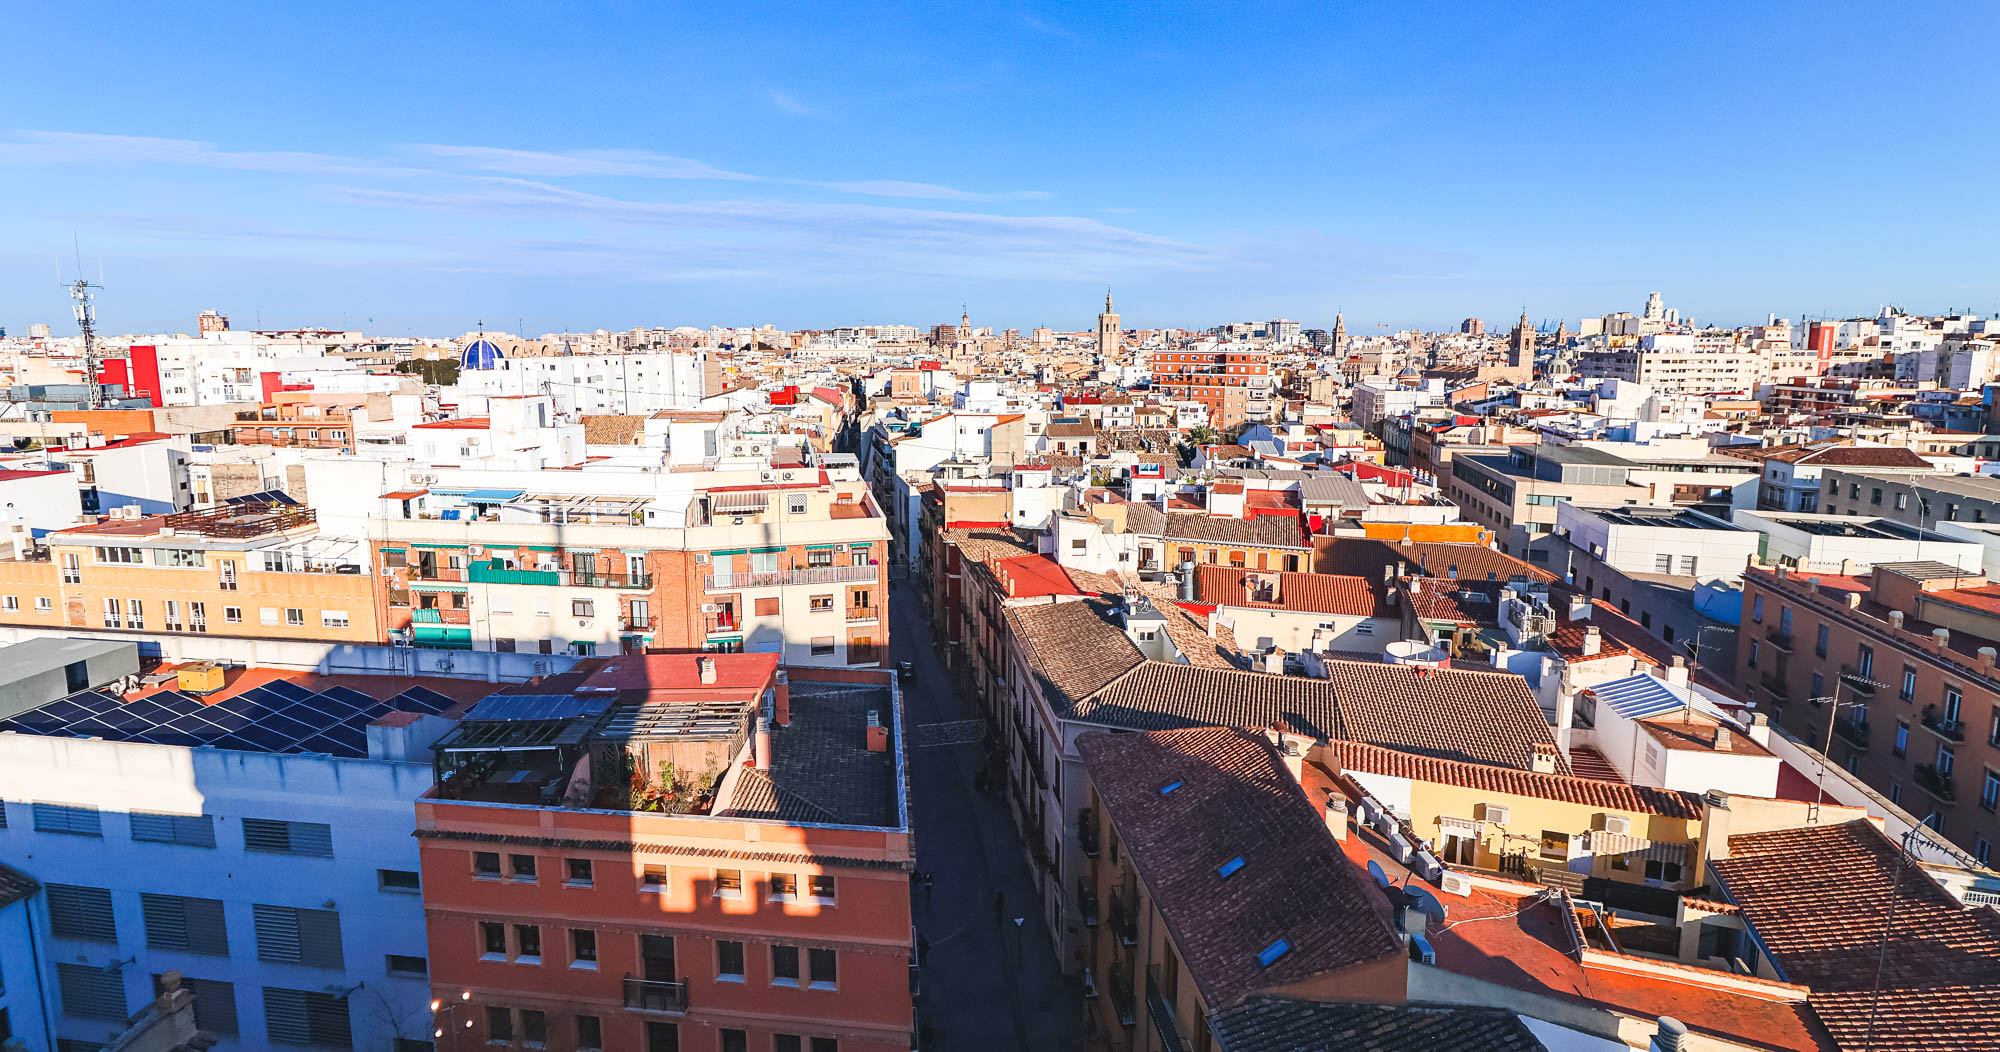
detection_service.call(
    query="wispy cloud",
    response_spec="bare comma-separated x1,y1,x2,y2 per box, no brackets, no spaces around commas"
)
1022,14,1078,40
0,130,432,178
766,88,816,116
410,144,758,182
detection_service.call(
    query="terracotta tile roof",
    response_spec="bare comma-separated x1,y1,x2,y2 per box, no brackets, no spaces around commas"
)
1313,537,1557,584
1325,740,1702,819
940,527,1039,567
1711,820,2000,1052
1324,660,1566,773
1770,445,1933,467
580,414,647,445
1196,566,1395,618
1210,996,1548,1052
1004,599,1146,714
1074,662,1345,739
1129,579,1243,669
1077,727,1404,1011
1165,511,1306,548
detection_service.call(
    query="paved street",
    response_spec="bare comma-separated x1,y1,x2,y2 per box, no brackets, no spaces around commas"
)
893,576,1081,1051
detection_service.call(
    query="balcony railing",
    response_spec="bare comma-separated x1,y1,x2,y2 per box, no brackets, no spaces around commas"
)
1107,964,1136,1028
1146,965,1188,1052
704,564,876,590
1831,718,1870,751
1764,626,1794,652
1921,707,1967,742
845,605,881,623
1839,666,1880,697
704,615,741,637
468,563,654,589
1107,891,1137,947
1759,674,1791,702
622,976,689,1015
410,566,469,582
1914,763,1957,802
1078,808,1099,857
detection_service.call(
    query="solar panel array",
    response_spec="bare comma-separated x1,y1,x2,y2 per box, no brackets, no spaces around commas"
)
1589,673,1687,721
0,680,459,758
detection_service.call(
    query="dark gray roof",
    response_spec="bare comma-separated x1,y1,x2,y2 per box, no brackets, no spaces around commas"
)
1072,662,1344,741
1211,997,1548,1052
716,681,901,829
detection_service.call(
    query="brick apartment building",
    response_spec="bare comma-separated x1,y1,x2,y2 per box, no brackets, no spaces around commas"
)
1149,349,1273,431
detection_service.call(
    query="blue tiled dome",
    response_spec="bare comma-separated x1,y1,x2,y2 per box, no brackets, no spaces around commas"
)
460,338,504,370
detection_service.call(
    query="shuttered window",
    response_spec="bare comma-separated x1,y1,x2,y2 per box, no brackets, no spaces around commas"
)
141,893,230,956
242,818,333,857
55,963,126,1020
153,974,239,1035
45,884,117,942
262,987,353,1048
129,811,216,848
253,905,344,969
33,803,102,837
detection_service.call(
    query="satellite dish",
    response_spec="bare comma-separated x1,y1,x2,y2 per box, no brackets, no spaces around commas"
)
1408,885,1449,923
1367,860,1390,889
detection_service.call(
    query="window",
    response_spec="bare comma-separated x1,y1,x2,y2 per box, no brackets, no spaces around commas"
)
1679,555,1697,575
1939,744,1956,776
1816,624,1829,657
57,962,127,1021
1977,837,1993,867
142,893,229,955
809,874,836,903
321,610,348,629
1984,770,2000,812
714,869,743,898
1748,640,1759,670
777,1038,803,1052
1655,554,1673,573
510,854,538,882
773,943,801,985
35,596,50,613
1902,665,1917,701
1645,859,1684,883
515,924,542,963
717,940,745,980
808,947,838,988
45,883,117,942
474,851,502,878
572,599,595,618
1895,723,1909,756
1857,644,1874,678
1752,594,1764,622
571,928,597,967
225,606,243,623
242,818,332,857
1944,686,1964,723
810,636,836,656
481,922,507,959
809,595,834,612
577,1015,603,1052
253,904,345,968
755,597,781,616
487,1006,513,1042
1,596,15,612
103,597,122,628
811,1040,839,1052
1811,672,1824,699
385,954,426,978
770,873,798,902
126,598,144,629
647,1022,680,1052
34,802,102,837
642,864,668,891
159,975,239,1036
566,857,594,886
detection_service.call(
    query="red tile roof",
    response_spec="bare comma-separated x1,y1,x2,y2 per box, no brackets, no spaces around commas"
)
1195,566,1394,618
1323,660,1565,774
1325,740,1703,819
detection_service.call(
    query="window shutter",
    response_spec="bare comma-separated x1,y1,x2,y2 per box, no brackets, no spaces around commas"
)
263,987,352,1048
33,802,102,836
131,812,216,848
56,962,127,1021
188,977,240,1035
142,894,228,956
243,818,333,857
253,904,302,963
45,883,117,942
142,893,186,950
297,908,345,969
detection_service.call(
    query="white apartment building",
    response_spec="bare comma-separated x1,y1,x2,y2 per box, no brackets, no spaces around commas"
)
1577,333,1768,394
0,688,457,1052
449,351,719,417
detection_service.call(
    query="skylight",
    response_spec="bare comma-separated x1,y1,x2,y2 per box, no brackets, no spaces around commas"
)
1218,856,1246,879
1158,780,1184,795
1258,939,1290,967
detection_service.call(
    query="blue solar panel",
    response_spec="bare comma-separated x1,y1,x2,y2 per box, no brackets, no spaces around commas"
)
288,734,343,756
315,724,370,753
319,686,381,711
208,734,265,752
90,708,150,732
256,713,319,741
68,692,121,715
36,699,94,722
390,686,456,714
119,699,180,724
296,697,359,722
202,709,255,732
261,680,315,702
235,726,293,750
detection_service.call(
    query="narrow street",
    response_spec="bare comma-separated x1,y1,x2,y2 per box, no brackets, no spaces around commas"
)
893,576,1081,1051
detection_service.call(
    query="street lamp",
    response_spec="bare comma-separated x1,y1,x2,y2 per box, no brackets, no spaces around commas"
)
431,990,473,1050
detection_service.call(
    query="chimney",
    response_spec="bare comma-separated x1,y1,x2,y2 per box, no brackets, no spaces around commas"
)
1665,656,1689,687
1713,724,1732,751
754,716,772,771
698,656,718,684
1840,558,1856,576
1263,648,1285,675
1582,625,1602,656
1323,791,1349,842
1845,592,1861,610
1396,560,1407,579
1530,741,1558,774
1981,647,1997,670
1934,627,1951,653
1553,672,1577,758
1568,594,1591,621
1693,791,1733,885
774,669,791,726
1747,712,1771,746
1651,1017,1690,1052
865,709,888,752
1890,610,1906,630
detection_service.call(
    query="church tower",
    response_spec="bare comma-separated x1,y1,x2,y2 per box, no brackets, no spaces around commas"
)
1509,310,1535,370
1096,289,1121,358
1331,312,1347,357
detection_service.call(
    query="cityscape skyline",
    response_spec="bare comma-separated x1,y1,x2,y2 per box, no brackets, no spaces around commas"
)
5,1,1998,334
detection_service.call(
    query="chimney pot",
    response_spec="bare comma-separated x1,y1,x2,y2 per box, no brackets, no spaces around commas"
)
1845,592,1861,609
1890,610,1906,629
1935,627,1951,651
754,717,772,771
698,656,718,684
1582,625,1602,657
1653,1016,1690,1052
774,669,791,726
1713,725,1732,750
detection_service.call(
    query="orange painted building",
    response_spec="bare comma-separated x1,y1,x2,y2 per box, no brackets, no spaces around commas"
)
416,656,914,1052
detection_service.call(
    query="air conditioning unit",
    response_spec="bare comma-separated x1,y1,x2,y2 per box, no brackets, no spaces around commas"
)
700,603,718,613
1479,804,1510,826
468,545,484,556
1602,815,1632,836
1440,871,1474,898
1408,934,1436,965
695,553,709,564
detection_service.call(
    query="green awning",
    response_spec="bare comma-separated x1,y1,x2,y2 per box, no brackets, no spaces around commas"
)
409,581,469,591
804,544,842,550
749,545,786,554
469,564,559,586
711,548,747,557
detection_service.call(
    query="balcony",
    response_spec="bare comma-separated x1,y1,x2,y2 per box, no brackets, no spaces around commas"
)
1078,882,1099,928
1921,706,1967,742
1107,965,1136,1029
1764,626,1794,653
1759,674,1791,702
1146,965,1188,1052
622,976,689,1015
1107,891,1137,947
468,564,654,589
705,615,742,637
1078,808,1099,857
1914,763,1957,802
1831,717,1870,751
410,566,469,583
1839,666,1880,697
845,605,881,623
704,564,876,590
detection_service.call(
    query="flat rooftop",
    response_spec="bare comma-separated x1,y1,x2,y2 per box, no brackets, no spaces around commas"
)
1589,506,1746,531
1765,516,1930,540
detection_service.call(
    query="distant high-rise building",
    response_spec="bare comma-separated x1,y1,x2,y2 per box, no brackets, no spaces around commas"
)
1267,318,1301,346
1460,317,1484,336
197,309,229,334
27,323,50,339
1097,291,1121,357
1643,290,1665,321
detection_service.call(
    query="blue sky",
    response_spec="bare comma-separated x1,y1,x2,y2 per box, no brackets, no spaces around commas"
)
2,1,1995,336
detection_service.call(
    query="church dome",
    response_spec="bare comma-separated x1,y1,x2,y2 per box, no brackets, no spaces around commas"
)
460,338,504,370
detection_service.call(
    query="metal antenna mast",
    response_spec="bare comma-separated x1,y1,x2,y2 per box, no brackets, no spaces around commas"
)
69,272,104,410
